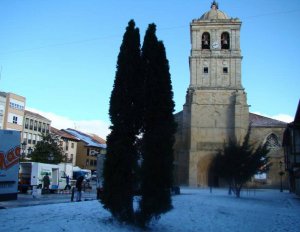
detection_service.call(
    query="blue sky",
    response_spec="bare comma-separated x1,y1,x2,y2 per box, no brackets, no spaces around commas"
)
0,0,299,138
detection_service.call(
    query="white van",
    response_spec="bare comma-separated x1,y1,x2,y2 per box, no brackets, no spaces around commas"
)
19,162,69,193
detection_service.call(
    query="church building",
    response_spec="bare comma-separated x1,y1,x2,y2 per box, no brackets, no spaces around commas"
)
174,2,287,188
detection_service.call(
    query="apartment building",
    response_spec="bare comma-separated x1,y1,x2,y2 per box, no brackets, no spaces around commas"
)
0,92,26,132
63,128,106,172
0,92,6,129
50,127,79,166
22,110,51,156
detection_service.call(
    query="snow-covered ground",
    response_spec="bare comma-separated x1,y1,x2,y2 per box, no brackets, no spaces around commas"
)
0,188,299,232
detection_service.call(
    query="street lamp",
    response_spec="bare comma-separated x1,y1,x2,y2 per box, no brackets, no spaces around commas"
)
279,161,285,192
27,147,33,158
21,141,27,160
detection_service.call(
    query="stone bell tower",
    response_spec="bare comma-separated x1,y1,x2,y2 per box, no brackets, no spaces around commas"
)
179,2,249,187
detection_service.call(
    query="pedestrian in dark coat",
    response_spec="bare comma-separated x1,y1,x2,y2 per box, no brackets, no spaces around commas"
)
43,173,50,190
76,175,84,201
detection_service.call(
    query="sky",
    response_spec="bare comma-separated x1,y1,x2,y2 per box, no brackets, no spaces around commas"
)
0,0,299,138
0,188,300,231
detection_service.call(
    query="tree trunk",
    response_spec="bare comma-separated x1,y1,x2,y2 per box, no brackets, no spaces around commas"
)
235,184,243,198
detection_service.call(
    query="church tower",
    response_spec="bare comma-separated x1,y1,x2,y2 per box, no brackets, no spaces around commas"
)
178,2,249,187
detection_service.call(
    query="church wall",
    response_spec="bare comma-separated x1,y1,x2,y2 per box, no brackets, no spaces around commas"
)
250,126,288,189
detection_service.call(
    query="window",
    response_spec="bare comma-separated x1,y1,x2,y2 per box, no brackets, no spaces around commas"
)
23,133,27,144
34,121,37,131
38,122,41,132
13,116,18,124
32,134,36,144
221,32,230,49
46,124,49,133
204,67,208,73
223,67,228,73
265,134,281,151
30,119,33,130
28,133,32,144
25,118,29,129
202,32,210,49
42,123,45,133
71,143,74,148
9,100,24,111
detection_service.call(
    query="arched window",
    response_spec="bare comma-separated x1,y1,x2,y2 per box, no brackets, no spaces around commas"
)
221,32,230,49
265,133,281,151
202,32,210,49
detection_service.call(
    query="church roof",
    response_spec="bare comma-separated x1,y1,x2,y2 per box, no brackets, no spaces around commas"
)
199,2,229,20
175,111,287,128
249,113,287,128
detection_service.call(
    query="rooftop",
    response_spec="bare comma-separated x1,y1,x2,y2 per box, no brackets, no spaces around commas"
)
50,127,80,141
25,110,51,123
249,113,287,128
199,1,229,20
64,128,106,149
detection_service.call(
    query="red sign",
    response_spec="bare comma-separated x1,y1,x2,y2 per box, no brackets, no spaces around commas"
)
0,146,21,171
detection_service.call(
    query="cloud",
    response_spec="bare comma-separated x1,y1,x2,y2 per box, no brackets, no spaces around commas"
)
271,114,294,123
26,107,110,139
252,112,294,123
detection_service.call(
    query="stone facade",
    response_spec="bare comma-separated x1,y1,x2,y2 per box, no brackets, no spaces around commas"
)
174,3,288,189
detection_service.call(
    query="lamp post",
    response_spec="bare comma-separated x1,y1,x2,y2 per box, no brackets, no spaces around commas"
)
21,141,27,160
279,161,284,192
27,147,33,158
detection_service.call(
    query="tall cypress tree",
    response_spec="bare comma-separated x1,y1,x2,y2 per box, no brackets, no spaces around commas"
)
101,20,143,223
138,23,177,226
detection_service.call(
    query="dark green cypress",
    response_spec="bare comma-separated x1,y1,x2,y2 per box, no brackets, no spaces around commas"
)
138,23,177,226
101,20,142,223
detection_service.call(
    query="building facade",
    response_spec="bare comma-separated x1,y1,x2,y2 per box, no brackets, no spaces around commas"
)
1,92,26,132
0,92,6,129
50,127,79,166
63,129,106,172
22,110,51,157
174,2,287,189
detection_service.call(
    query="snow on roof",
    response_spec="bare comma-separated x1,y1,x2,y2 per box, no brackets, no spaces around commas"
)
50,127,80,141
249,113,287,128
64,128,106,149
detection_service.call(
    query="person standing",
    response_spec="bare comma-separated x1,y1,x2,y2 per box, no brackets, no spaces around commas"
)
76,175,84,201
65,175,70,190
42,173,50,194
